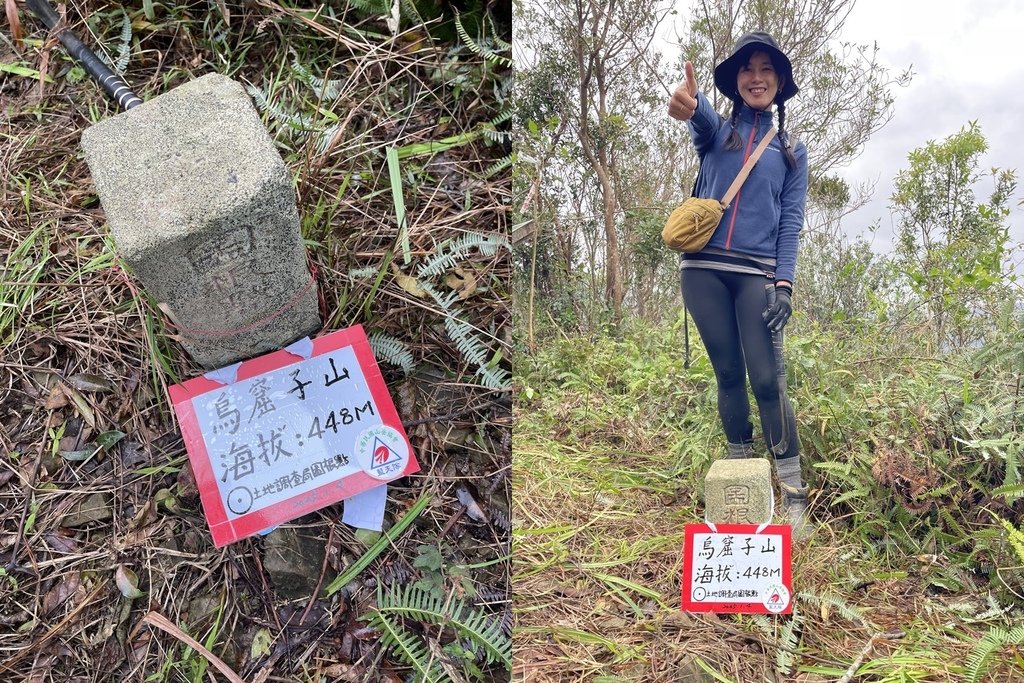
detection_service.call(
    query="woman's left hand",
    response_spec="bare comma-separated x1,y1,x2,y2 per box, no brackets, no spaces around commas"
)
763,287,792,332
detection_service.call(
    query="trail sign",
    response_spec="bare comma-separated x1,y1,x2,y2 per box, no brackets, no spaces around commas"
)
681,523,792,614
170,325,418,546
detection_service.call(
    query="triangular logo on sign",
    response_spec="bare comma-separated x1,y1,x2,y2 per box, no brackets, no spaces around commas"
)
372,437,403,467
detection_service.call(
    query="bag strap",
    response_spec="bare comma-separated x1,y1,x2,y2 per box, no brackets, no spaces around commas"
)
720,127,777,208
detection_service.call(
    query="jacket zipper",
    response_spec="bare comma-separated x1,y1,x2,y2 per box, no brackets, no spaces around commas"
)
725,112,759,250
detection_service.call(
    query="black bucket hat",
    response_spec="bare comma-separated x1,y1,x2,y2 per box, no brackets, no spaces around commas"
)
713,32,798,103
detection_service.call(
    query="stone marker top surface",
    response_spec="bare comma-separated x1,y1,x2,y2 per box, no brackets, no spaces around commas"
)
705,458,771,479
80,72,289,257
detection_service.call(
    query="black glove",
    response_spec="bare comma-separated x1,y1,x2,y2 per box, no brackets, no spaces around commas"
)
763,284,792,333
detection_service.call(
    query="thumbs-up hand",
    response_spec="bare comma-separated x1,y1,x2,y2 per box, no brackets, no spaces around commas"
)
668,61,699,121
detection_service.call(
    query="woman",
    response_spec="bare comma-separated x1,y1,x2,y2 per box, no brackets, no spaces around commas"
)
667,32,809,534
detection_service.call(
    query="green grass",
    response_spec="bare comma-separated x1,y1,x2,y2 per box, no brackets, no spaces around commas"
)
514,316,1024,681
2,1,510,681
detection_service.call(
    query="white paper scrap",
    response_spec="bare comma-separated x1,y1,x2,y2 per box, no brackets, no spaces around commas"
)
342,483,388,531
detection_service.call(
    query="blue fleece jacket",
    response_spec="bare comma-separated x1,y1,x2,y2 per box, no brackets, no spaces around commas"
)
687,92,808,284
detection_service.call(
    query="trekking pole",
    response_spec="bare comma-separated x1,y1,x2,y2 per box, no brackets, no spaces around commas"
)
24,0,143,110
765,284,791,456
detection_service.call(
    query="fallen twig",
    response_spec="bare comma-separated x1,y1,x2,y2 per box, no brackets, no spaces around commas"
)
142,611,245,683
836,630,906,683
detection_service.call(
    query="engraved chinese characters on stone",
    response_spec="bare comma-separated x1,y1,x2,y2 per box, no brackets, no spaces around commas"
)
723,484,750,524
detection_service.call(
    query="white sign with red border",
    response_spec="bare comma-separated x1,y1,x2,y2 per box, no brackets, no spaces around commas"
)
681,523,792,614
169,325,418,546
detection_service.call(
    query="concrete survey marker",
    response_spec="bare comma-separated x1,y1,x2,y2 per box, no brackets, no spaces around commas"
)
81,73,320,368
704,458,773,525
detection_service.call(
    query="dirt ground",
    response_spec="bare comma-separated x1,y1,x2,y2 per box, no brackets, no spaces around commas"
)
1,1,511,680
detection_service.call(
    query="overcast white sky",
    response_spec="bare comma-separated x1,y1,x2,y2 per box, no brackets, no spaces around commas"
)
836,0,1024,255
664,0,1024,257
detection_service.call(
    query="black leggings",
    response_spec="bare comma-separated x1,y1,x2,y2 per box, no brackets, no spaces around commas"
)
681,268,798,459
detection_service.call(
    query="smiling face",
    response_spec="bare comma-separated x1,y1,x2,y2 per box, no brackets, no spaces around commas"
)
736,50,782,110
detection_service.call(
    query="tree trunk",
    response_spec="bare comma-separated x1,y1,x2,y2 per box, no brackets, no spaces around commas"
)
574,0,624,321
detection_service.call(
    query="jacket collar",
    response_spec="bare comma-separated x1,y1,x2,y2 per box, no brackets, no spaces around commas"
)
737,102,775,126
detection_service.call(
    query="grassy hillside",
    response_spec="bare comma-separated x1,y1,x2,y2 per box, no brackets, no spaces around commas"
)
513,315,1024,682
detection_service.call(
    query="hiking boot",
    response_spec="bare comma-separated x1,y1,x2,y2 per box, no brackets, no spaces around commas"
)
725,441,755,459
780,482,809,539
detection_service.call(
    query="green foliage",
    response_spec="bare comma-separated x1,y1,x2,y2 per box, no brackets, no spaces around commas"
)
364,582,511,681
964,625,1024,683
441,313,510,390
368,607,445,682
775,605,803,675
796,590,867,627
0,224,51,344
244,83,315,131
891,122,1019,349
368,331,415,375
420,232,509,278
290,60,344,100
797,224,907,331
90,9,132,75
347,0,391,17
113,11,132,75
519,309,1024,599
454,13,512,68
999,518,1024,566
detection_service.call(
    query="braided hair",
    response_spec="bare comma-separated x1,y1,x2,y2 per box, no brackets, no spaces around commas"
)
724,99,744,152
776,99,797,170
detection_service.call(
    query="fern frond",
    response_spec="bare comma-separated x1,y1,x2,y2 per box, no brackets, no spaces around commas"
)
961,593,1014,622
775,605,802,676
482,128,511,144
113,11,132,74
476,364,510,391
400,0,426,26
965,626,1010,683
749,614,773,636
419,249,459,279
291,60,345,100
366,610,445,682
489,108,513,127
939,506,968,537
992,483,1024,501
315,123,343,156
348,0,390,15
348,265,380,279
1004,444,1020,488
796,591,867,627
421,283,509,390
486,13,511,52
94,11,132,74
419,233,510,278
244,85,315,129
445,317,490,367
422,282,461,311
369,332,415,375
481,153,509,178
998,518,1024,564
377,583,512,667
454,13,512,67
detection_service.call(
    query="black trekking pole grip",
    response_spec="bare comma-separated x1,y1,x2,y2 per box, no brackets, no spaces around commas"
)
764,284,787,382
765,283,791,455
25,0,143,111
